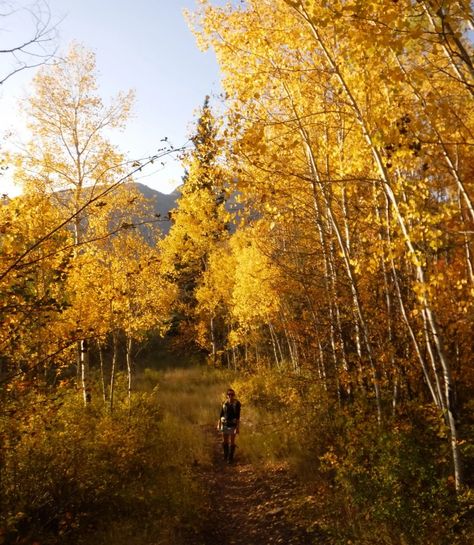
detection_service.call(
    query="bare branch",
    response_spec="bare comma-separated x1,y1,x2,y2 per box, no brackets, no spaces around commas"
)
0,0,59,86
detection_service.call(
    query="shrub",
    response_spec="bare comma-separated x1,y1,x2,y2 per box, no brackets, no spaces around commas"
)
232,368,472,545
0,375,205,544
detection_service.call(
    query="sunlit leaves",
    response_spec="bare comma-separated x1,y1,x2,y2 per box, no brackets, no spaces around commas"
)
189,1,473,480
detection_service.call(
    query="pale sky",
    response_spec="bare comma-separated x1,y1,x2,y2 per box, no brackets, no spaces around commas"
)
0,0,224,196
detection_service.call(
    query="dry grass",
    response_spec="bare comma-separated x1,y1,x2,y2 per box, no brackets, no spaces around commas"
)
73,364,237,545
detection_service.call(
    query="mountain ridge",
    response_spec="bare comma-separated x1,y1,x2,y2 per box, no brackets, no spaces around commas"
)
130,181,180,235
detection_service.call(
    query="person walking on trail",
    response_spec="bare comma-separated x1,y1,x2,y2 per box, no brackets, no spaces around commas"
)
218,388,241,463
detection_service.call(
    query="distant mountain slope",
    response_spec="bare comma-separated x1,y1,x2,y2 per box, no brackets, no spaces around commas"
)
132,182,179,235
133,183,243,236
1,182,180,241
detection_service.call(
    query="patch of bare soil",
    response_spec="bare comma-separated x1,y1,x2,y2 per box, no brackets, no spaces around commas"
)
188,427,326,545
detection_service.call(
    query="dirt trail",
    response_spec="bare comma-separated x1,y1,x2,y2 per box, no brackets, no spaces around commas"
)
189,427,325,545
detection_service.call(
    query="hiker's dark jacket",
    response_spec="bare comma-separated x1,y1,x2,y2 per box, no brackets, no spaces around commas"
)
220,400,241,427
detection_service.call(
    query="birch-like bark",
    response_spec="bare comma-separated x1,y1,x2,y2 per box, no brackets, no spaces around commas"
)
384,200,441,408
286,2,463,489
232,346,238,371
310,190,344,396
268,322,282,368
372,183,397,403
295,7,462,489
80,339,91,406
304,140,383,420
97,339,107,403
210,315,217,365
126,334,133,416
280,76,360,400
109,331,118,413
316,338,328,391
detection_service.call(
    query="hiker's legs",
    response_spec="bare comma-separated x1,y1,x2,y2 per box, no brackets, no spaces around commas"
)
222,427,237,462
228,429,236,463
228,443,236,463
222,433,230,460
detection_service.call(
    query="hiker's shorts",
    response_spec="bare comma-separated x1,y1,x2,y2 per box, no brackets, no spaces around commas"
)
221,425,237,436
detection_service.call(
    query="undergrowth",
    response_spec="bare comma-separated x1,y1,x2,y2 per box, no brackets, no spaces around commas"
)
233,367,473,545
2,361,471,545
0,364,234,545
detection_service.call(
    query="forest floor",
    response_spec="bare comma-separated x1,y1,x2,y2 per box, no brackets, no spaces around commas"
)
187,425,328,545
141,363,333,545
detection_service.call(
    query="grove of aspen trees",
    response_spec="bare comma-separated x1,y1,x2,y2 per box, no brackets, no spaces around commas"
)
0,1,472,544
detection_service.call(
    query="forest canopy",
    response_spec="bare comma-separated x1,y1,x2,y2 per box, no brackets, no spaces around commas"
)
0,1,473,543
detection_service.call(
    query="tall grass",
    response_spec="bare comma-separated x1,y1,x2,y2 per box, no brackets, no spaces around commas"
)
82,364,237,545
139,365,237,468
0,362,237,545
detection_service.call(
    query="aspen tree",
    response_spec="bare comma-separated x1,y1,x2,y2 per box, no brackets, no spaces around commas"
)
282,0,467,491
105,229,176,412
193,0,472,491
0,191,72,384
15,42,134,405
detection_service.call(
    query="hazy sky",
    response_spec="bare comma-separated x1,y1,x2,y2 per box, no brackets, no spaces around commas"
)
0,0,224,196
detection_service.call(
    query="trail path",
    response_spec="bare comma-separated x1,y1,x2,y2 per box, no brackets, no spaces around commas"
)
189,426,325,545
